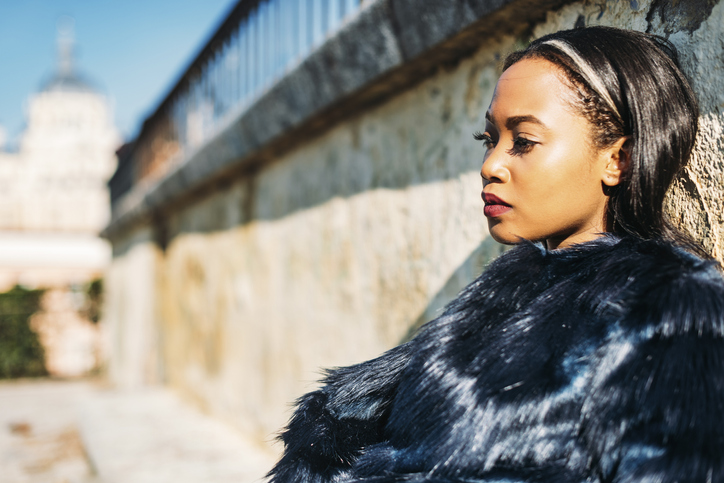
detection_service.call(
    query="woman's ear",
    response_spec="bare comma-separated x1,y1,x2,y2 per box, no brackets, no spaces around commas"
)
601,136,631,187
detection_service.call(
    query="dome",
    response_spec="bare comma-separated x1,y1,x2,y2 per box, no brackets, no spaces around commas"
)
40,71,96,94
40,25,98,94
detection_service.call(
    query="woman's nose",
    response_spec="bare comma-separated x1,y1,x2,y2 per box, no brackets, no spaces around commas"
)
480,149,508,184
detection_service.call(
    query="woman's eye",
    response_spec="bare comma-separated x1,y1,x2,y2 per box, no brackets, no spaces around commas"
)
508,136,536,155
473,131,496,149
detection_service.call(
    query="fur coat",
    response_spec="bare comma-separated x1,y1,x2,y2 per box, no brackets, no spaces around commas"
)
267,235,724,482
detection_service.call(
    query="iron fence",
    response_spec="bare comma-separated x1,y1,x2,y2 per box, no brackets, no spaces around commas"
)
111,0,361,203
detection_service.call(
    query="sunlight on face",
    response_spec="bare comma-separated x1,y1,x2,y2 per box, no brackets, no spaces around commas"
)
479,59,617,250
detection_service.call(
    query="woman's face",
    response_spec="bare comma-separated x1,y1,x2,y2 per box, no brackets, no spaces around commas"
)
480,58,620,250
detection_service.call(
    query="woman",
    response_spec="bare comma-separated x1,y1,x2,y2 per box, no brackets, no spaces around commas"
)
267,26,724,482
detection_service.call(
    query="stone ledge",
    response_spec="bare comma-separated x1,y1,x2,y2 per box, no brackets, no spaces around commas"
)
103,0,574,240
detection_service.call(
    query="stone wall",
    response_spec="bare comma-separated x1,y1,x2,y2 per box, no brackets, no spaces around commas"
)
156,66,507,439
103,0,724,453
103,227,162,388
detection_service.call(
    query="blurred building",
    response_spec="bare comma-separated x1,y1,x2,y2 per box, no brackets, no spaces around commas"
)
102,0,724,456
0,27,119,376
0,29,118,289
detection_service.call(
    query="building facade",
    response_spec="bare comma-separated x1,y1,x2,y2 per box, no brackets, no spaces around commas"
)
0,30,118,289
0,29,119,377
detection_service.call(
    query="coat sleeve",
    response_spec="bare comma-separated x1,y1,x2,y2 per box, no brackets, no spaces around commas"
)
582,261,724,482
266,341,413,483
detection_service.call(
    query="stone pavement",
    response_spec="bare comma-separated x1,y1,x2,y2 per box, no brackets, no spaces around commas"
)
0,379,97,483
0,379,277,483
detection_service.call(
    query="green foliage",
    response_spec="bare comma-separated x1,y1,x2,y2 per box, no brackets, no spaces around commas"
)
0,286,47,379
82,278,103,324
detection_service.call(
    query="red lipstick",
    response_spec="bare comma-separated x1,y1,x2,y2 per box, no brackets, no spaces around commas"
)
482,192,512,218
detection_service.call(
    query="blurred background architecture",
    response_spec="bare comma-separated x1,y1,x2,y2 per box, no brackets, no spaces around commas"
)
0,27,117,289
0,25,118,378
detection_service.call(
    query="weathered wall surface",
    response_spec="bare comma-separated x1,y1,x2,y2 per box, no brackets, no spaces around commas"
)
156,47,509,440
657,0,724,260
103,227,162,388
105,0,724,453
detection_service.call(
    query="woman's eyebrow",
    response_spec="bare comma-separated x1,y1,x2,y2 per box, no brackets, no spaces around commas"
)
484,112,548,131
505,115,548,131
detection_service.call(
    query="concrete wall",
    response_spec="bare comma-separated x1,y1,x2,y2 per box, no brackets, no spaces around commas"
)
103,227,162,388
156,62,507,439
103,0,724,453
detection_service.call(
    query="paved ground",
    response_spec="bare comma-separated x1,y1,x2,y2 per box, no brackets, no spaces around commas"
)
0,380,97,483
0,379,276,483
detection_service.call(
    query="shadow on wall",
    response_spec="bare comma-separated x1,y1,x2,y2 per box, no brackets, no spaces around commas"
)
647,0,724,259
402,236,509,343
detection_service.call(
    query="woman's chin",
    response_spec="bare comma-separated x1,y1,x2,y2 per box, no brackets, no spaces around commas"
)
488,223,521,245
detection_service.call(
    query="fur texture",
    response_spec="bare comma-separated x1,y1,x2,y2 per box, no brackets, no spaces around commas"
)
267,236,724,482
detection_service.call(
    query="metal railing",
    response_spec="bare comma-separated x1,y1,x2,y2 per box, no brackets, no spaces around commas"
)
111,0,361,203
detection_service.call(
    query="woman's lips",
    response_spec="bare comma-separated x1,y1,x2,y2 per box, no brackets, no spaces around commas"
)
484,204,512,217
482,192,512,218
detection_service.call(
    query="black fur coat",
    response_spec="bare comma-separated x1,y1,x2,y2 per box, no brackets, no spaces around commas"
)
267,235,724,482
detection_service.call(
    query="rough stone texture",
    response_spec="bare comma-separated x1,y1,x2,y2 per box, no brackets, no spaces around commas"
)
657,1,724,262
105,0,724,458
647,0,719,34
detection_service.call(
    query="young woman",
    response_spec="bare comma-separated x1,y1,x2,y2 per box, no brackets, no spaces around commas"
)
267,26,724,482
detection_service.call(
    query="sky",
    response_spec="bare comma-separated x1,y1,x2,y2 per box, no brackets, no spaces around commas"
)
0,0,237,148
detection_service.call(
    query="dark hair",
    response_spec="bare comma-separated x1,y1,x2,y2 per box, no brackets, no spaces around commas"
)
504,26,700,246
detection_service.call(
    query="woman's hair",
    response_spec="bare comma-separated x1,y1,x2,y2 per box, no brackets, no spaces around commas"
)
504,26,700,245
